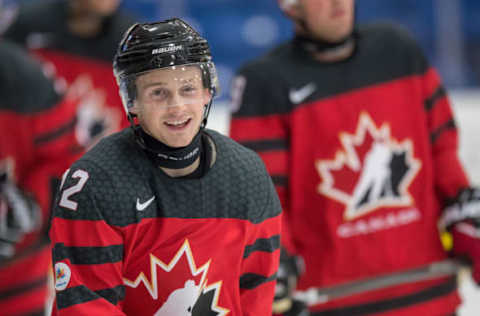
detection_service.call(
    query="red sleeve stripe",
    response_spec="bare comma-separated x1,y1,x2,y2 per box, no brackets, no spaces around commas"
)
230,114,288,141
424,85,447,111
239,138,288,153
33,117,77,146
242,247,280,277
239,272,277,290
57,285,125,310
243,235,280,259
0,275,47,301
430,118,456,144
51,218,123,245
58,260,123,291
53,243,123,265
259,151,288,175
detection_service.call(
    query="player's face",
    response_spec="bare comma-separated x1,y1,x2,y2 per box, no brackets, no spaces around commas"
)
132,66,211,148
292,0,355,43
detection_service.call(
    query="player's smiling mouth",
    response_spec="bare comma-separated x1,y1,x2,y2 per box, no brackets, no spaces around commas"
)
164,118,191,130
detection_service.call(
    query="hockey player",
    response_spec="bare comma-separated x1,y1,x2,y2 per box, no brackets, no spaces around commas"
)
3,0,136,148
0,39,79,316
229,0,480,315
49,18,282,315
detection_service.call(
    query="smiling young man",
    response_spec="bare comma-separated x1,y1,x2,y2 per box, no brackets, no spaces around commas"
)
48,18,282,315
229,0,480,315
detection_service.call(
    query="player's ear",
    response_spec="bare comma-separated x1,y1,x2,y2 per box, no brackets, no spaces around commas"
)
129,100,140,115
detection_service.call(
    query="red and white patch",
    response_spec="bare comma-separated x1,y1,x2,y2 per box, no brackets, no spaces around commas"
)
316,112,421,220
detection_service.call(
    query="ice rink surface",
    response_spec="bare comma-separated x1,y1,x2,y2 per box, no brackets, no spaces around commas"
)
208,90,480,315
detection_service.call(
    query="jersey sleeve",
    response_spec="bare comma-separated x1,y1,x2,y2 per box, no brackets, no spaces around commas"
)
421,67,470,201
239,166,282,315
26,95,82,225
49,160,126,315
229,65,297,254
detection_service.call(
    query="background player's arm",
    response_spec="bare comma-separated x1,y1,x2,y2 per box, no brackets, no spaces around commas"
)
418,45,480,284
50,162,126,315
229,66,306,314
422,67,470,198
239,171,282,315
229,66,296,254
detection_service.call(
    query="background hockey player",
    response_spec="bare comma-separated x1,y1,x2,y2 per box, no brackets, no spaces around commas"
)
3,0,136,148
49,18,282,315
0,38,80,315
229,0,480,315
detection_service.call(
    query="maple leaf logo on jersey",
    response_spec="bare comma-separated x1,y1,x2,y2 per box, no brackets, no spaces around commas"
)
65,74,120,149
123,239,229,316
315,112,421,220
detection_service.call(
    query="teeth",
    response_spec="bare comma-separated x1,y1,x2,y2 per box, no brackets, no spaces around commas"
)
166,118,189,126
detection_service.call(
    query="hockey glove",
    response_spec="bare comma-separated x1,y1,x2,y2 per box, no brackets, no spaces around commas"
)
440,187,480,284
273,248,310,316
0,172,41,261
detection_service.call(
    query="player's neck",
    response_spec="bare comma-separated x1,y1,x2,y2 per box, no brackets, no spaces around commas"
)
294,32,355,62
160,156,201,178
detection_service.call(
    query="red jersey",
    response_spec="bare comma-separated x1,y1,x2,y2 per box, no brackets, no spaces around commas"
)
0,40,79,316
4,0,136,147
50,129,282,315
229,23,469,315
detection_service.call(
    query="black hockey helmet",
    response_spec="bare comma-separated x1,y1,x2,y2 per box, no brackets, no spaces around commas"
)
113,18,219,118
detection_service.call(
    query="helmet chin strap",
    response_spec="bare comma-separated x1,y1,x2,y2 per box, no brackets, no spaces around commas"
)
201,97,214,128
136,127,203,169
128,100,213,170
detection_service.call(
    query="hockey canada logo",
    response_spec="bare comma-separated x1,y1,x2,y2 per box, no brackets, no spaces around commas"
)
316,112,421,220
124,239,229,316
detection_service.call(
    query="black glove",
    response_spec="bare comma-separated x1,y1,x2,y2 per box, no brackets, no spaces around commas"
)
0,171,41,261
273,248,309,315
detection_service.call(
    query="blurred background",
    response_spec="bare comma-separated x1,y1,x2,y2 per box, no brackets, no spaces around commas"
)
5,0,480,315
122,0,480,95
122,1,480,99
9,0,480,100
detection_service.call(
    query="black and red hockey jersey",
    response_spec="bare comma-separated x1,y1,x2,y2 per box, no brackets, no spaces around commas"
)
230,23,470,315
50,128,282,315
0,40,79,316
3,0,136,146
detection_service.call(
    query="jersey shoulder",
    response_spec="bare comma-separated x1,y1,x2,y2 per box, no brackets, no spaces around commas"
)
2,0,63,44
206,130,282,222
207,129,266,172
237,41,292,78
358,22,429,72
55,129,151,225
4,0,135,61
231,42,294,117
0,40,60,113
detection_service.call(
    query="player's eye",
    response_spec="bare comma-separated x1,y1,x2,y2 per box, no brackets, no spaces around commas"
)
180,84,198,96
147,87,169,101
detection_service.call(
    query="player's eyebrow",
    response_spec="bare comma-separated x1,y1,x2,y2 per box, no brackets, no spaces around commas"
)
141,82,167,89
